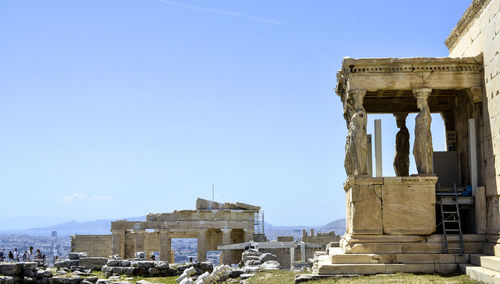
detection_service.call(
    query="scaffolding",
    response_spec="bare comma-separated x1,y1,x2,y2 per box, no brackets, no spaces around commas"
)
253,211,265,235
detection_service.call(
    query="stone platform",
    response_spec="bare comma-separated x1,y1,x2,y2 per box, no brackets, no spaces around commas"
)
460,245,500,283
312,234,486,276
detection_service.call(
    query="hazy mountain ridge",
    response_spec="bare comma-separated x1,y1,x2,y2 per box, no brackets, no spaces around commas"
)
0,217,346,239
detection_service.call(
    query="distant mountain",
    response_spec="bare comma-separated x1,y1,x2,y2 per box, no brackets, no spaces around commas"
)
320,219,346,233
0,216,345,239
0,216,146,236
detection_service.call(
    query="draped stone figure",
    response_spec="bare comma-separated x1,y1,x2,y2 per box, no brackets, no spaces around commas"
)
393,113,410,176
413,89,433,175
344,89,368,176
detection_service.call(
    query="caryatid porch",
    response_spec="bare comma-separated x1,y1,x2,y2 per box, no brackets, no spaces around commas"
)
336,56,485,252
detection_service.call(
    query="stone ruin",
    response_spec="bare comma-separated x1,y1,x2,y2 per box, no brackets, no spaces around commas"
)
72,198,262,265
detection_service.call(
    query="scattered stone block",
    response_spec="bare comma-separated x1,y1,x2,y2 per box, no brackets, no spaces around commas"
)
79,257,108,270
69,252,87,260
0,263,23,276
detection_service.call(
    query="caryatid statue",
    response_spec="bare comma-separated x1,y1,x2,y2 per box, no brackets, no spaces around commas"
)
393,113,410,176
344,89,368,176
413,88,433,175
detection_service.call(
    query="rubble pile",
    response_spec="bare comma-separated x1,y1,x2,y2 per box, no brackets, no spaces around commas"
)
175,264,233,284
238,250,281,280
55,253,107,272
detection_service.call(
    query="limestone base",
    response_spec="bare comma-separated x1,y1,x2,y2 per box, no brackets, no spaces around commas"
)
345,176,437,235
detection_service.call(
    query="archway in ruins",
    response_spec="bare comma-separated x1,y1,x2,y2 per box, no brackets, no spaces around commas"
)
171,238,197,263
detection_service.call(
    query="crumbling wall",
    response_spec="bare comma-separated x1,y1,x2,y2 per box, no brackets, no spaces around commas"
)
71,235,112,257
302,232,340,245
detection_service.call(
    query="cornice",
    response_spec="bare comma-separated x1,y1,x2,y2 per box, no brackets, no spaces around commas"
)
445,0,491,51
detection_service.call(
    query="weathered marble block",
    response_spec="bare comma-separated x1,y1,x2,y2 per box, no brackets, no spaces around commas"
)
344,176,437,236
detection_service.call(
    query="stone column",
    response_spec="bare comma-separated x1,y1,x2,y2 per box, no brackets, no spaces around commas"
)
159,230,171,261
112,229,126,258
221,229,232,264
135,229,145,254
243,229,254,243
344,89,368,176
393,112,410,176
197,230,207,262
111,230,122,257
413,88,433,175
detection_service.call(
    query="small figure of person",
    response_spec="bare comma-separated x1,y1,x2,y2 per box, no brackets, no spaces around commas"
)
13,248,18,262
150,254,156,261
0,248,5,261
22,251,28,262
27,246,34,261
8,251,14,262
35,249,42,260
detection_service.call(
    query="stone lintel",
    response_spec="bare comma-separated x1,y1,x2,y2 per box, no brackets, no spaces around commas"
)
337,57,484,98
147,211,255,222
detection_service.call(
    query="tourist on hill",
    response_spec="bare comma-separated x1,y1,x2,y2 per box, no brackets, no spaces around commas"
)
35,249,42,260
22,251,28,262
27,246,34,261
8,251,14,262
0,248,4,261
13,248,18,262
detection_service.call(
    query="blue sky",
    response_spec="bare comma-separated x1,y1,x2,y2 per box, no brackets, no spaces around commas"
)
0,0,472,229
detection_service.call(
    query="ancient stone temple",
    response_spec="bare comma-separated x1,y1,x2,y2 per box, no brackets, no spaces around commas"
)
311,0,500,279
72,198,261,265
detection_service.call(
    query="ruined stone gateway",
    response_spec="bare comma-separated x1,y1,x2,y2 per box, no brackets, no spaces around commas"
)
72,198,261,265
310,0,500,281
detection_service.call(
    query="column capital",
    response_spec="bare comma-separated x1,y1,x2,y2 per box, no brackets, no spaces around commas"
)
221,228,232,233
413,88,432,98
348,89,366,102
467,87,483,103
348,89,366,96
393,112,408,121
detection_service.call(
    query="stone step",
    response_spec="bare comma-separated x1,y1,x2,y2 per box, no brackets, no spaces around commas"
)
459,264,500,283
470,254,483,266
479,256,500,273
345,241,483,254
328,247,343,256
330,253,469,264
317,263,457,275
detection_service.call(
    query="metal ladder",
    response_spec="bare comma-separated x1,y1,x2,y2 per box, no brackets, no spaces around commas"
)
438,184,464,254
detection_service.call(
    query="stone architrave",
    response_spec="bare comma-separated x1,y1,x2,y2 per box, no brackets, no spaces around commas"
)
393,113,410,176
413,88,433,175
344,89,368,176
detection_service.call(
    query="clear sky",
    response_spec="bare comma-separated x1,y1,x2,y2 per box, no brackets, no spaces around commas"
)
0,0,472,229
